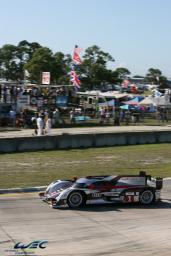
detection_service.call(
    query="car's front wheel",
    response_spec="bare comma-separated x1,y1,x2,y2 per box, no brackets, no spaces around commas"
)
139,190,154,205
67,191,86,208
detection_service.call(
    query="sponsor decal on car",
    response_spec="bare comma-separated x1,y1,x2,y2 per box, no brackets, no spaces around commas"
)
91,193,101,198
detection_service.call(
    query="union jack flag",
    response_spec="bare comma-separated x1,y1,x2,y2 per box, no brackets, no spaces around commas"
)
72,45,82,65
121,79,130,88
70,70,81,89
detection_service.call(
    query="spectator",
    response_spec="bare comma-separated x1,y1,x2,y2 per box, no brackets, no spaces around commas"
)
125,110,131,125
114,108,120,126
70,108,75,124
31,113,38,136
52,108,60,127
45,114,52,135
160,107,168,123
3,85,7,103
9,108,16,127
0,84,2,102
99,107,106,123
105,108,110,123
36,113,44,136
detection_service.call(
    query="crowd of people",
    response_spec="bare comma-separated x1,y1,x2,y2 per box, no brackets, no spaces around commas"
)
97,106,169,126
0,84,170,131
31,112,52,136
0,84,69,104
98,107,142,126
25,108,62,136
0,103,170,131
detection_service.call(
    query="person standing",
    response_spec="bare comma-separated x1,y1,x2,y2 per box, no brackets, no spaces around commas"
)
113,107,121,126
125,110,130,125
105,108,110,123
0,84,1,102
9,108,16,127
31,113,38,136
3,85,7,103
99,107,105,123
52,108,60,127
36,113,44,136
70,108,75,124
45,114,52,135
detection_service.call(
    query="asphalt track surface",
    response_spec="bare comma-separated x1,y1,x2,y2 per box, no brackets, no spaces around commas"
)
0,181,171,256
1,125,171,138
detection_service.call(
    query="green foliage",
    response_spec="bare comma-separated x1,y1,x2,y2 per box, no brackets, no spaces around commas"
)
81,45,116,89
0,40,42,81
24,47,56,83
115,67,131,79
0,40,169,87
54,52,72,84
145,68,167,87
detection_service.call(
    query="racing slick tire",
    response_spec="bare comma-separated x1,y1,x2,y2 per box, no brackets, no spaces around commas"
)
139,189,155,205
67,191,87,208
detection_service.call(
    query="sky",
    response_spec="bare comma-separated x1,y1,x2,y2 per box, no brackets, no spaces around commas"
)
0,0,171,77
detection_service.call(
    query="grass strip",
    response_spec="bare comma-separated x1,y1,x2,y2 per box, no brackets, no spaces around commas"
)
0,143,171,188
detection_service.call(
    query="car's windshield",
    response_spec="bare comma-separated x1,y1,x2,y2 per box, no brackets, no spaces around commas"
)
47,181,72,193
72,182,87,188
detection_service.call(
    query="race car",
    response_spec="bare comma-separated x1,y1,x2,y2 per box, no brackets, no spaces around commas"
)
39,171,163,208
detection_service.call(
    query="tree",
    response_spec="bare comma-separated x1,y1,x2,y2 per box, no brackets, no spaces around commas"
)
145,68,167,87
114,67,131,81
0,40,42,81
0,44,18,80
24,47,56,84
81,45,115,89
54,52,72,84
17,40,41,61
133,75,144,78
145,68,162,83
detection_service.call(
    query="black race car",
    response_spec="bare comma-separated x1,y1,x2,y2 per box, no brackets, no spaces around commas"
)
39,171,163,208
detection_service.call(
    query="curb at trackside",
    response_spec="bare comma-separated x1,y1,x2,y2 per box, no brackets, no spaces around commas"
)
0,186,47,194
0,178,171,195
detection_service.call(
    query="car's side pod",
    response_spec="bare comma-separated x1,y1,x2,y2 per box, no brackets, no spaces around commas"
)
156,177,163,190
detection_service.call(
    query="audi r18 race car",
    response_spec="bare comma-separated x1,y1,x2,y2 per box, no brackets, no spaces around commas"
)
39,172,163,208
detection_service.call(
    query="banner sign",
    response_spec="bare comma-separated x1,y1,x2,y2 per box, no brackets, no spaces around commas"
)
17,95,30,110
42,72,50,85
30,96,56,107
56,96,68,107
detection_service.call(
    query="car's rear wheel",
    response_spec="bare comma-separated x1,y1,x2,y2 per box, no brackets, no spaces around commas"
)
139,190,154,205
67,191,86,208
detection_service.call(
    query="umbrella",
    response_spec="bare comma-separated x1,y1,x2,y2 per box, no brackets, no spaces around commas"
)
120,104,129,110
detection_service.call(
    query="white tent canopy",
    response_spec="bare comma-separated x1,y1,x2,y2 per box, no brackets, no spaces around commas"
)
139,97,156,106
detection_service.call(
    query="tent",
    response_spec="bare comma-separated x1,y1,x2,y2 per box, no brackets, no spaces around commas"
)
139,97,156,106
99,99,115,107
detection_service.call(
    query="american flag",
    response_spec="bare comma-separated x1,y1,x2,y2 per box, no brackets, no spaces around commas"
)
122,79,130,88
72,45,82,65
70,70,81,89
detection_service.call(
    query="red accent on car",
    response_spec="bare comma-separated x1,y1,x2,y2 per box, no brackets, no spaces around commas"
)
87,184,95,190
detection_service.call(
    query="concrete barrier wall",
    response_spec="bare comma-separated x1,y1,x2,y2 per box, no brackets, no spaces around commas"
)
0,131,171,153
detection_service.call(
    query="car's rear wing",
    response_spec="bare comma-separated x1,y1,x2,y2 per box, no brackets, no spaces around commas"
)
155,177,163,190
139,171,163,189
